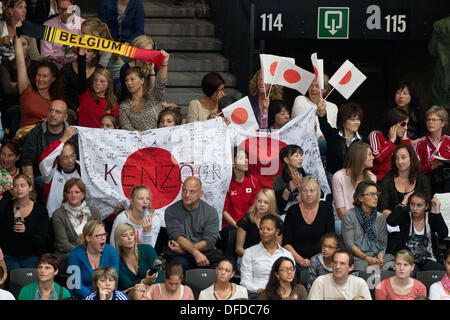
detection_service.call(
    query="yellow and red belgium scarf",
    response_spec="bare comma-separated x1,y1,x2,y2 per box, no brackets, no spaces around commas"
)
18,20,165,68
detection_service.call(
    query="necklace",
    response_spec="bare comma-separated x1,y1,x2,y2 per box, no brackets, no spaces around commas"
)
213,283,233,300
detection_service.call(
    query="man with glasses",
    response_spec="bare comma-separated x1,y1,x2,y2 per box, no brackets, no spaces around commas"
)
41,0,84,68
38,125,80,217
21,99,78,204
308,249,371,300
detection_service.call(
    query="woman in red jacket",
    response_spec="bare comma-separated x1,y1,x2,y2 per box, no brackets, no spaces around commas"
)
369,108,411,181
414,105,450,178
77,48,119,128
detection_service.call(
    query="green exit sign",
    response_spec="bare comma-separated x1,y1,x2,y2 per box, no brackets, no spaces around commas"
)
317,7,350,39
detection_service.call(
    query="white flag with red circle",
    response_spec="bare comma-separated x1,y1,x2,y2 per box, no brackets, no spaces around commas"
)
311,52,324,90
328,60,367,99
222,96,259,131
260,54,295,84
272,60,316,95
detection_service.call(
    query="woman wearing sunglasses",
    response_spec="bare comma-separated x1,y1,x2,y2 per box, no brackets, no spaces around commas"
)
369,108,411,181
342,181,392,272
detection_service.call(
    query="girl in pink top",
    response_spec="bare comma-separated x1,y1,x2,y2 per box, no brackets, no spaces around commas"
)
147,262,194,300
375,249,426,300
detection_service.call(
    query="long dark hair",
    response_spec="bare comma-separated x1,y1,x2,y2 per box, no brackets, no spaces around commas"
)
263,257,297,300
390,144,421,184
29,60,64,99
394,81,419,111
381,108,409,140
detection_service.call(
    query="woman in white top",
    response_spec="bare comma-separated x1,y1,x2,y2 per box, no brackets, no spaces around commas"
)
187,72,225,123
332,141,376,234
429,248,450,300
199,256,248,300
110,185,161,248
240,214,294,299
291,76,338,155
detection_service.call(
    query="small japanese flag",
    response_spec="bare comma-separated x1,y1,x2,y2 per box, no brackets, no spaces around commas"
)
260,54,295,84
222,96,259,131
311,53,324,90
272,60,316,95
328,60,367,99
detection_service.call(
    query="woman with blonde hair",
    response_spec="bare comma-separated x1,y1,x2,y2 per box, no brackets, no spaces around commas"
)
68,220,119,299
110,185,161,248
375,249,426,300
283,175,334,271
235,188,281,261
119,35,156,102
248,69,283,129
332,141,376,234
114,222,164,291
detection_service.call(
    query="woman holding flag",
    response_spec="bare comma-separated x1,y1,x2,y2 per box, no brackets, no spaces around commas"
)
291,76,338,156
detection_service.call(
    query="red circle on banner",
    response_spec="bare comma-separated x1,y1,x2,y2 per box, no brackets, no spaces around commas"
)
231,107,248,125
270,62,278,76
239,137,287,189
313,66,318,78
283,69,301,84
121,147,181,209
339,71,352,85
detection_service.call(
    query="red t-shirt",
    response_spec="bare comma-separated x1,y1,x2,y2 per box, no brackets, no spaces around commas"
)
78,90,119,128
19,84,50,128
222,175,261,228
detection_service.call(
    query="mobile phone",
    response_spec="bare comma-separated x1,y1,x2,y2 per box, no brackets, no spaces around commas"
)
148,268,158,276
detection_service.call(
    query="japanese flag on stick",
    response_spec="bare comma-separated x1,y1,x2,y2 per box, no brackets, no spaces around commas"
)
272,60,316,95
328,60,367,99
222,96,259,131
260,54,295,85
311,53,324,90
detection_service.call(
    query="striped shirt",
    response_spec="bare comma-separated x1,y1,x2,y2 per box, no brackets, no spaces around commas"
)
85,290,128,300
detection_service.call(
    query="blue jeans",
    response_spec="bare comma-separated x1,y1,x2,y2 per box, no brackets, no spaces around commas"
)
4,255,38,271
334,220,342,236
318,138,327,156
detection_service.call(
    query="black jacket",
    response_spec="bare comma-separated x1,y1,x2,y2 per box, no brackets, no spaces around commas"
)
387,206,448,260
318,113,368,174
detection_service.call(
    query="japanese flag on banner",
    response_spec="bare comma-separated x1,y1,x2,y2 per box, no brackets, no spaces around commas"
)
328,60,367,99
272,60,316,95
226,107,330,196
76,118,233,230
260,54,295,84
222,96,258,131
311,53,324,90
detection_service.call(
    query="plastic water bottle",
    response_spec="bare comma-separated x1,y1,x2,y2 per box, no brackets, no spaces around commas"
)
143,206,150,217
14,207,21,224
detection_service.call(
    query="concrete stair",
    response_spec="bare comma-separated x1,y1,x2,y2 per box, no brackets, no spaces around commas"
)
142,0,242,119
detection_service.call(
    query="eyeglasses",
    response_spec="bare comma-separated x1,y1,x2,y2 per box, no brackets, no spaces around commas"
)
427,118,442,123
322,245,337,250
399,121,408,127
93,232,108,239
60,154,77,161
362,192,380,198
278,267,295,273
331,261,348,267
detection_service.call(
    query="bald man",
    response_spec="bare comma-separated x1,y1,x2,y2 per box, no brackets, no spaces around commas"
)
164,177,221,271
21,99,78,202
